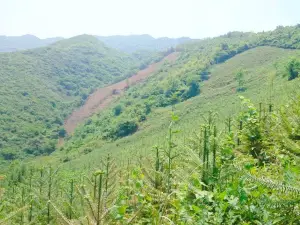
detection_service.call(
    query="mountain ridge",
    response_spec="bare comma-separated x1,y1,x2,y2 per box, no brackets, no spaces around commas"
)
0,34,192,53
0,34,63,52
97,34,191,52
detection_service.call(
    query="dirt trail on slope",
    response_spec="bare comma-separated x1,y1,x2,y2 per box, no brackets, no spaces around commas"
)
64,52,178,135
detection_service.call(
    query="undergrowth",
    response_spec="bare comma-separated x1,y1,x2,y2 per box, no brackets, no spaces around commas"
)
1,96,300,224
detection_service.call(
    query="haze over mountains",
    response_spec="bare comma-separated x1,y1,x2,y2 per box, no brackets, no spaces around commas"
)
0,34,63,52
0,34,192,53
96,34,191,52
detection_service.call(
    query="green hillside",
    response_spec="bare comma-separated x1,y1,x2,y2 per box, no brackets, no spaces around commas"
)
2,46,299,224
0,26,300,224
61,26,300,155
0,35,142,160
59,46,300,162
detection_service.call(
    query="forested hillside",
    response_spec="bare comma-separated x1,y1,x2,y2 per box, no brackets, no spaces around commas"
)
0,34,63,52
62,25,300,152
0,35,144,160
0,25,300,224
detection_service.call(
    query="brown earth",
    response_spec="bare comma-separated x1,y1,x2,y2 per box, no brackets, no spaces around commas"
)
63,52,178,135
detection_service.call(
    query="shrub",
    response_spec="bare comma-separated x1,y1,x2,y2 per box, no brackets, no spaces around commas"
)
113,105,123,116
115,120,138,138
1,149,18,160
58,128,67,138
138,115,146,122
200,71,210,80
183,80,200,99
62,156,71,162
286,58,300,80
235,69,247,92
83,147,93,154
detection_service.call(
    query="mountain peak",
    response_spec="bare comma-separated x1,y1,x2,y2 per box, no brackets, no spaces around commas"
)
50,34,103,49
21,34,39,39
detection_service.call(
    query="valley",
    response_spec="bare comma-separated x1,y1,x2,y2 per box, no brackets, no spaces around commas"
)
64,52,178,134
0,35,178,160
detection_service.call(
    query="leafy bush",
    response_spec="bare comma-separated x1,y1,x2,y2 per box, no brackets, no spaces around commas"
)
115,120,138,138
286,58,300,80
0,149,18,160
183,80,200,99
58,128,67,138
113,105,123,116
235,69,247,92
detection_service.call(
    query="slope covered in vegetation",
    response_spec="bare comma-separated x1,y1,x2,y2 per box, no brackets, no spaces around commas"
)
60,46,300,158
0,35,144,160
0,25,300,224
63,52,178,135
61,25,300,152
1,46,300,224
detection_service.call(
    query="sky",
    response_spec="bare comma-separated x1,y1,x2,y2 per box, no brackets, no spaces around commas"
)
1,0,300,39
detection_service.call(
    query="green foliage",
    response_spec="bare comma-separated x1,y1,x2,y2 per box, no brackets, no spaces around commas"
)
1,103,299,224
239,97,270,165
286,58,300,80
114,120,138,138
113,105,123,116
183,80,200,99
235,69,247,92
58,128,67,138
0,148,18,160
131,49,169,69
277,95,300,155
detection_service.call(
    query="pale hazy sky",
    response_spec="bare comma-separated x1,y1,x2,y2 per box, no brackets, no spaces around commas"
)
1,0,300,39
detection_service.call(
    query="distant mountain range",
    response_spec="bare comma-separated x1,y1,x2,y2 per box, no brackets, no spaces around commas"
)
96,34,191,52
0,34,63,52
0,34,192,53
